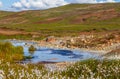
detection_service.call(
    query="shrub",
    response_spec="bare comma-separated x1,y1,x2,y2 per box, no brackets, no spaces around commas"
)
28,45,36,52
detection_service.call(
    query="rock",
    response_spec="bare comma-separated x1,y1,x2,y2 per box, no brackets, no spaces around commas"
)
60,42,65,46
45,36,56,42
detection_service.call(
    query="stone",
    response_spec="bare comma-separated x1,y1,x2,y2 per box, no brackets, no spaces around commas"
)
45,36,56,42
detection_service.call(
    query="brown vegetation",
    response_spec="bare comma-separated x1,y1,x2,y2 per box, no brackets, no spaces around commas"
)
72,9,119,24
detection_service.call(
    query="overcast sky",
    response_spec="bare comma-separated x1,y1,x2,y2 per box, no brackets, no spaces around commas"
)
0,0,119,11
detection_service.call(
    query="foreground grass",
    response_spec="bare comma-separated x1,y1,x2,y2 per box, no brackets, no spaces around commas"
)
0,59,119,79
59,59,120,79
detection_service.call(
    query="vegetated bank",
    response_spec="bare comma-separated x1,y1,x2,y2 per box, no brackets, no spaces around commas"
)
0,42,24,62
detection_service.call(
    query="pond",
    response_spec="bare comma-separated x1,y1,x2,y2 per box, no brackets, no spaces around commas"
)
10,40,100,63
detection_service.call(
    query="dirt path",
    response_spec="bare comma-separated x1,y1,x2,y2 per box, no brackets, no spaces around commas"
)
0,28,38,35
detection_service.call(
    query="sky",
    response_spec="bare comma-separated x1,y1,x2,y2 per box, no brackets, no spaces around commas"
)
0,0,119,11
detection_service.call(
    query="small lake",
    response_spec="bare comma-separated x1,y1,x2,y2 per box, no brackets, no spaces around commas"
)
10,40,100,63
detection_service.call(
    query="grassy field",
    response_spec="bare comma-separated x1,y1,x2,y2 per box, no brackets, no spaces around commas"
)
0,3,120,35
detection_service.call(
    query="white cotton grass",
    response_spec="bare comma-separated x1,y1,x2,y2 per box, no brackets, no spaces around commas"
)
0,59,119,79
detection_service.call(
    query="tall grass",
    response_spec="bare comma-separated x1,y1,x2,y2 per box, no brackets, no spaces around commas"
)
0,42,24,62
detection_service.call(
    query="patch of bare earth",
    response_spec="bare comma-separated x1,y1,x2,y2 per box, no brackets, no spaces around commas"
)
38,31,120,55
0,28,38,35
36,17,62,24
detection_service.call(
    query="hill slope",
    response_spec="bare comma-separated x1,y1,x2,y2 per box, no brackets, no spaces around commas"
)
0,3,120,34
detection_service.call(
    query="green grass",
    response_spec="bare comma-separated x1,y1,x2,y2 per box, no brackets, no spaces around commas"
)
0,42,24,62
0,3,120,33
0,11,14,19
0,3,120,39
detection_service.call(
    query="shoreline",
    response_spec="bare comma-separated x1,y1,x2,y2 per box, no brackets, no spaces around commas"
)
8,39,119,54
7,39,120,59
37,43,120,59
37,44,107,55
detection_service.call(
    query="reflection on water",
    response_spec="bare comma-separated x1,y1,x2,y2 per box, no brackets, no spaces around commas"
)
29,51,35,55
50,50,83,59
9,40,100,63
51,50,73,56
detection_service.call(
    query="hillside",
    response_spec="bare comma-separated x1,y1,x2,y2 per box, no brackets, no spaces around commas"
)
0,3,120,36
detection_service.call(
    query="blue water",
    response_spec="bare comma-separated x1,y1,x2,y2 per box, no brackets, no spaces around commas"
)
10,40,100,63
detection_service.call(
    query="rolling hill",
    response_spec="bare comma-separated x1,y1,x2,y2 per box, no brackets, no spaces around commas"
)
0,3,120,36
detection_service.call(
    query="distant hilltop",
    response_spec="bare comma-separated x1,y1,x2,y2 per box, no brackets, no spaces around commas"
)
0,3,120,32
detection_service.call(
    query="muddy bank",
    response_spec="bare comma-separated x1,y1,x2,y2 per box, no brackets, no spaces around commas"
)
36,31,120,56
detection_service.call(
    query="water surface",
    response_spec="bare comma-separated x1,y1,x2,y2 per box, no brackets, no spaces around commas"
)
10,40,100,63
